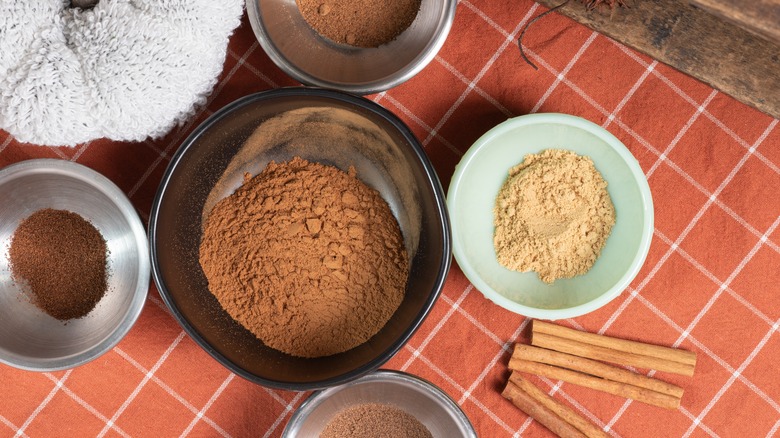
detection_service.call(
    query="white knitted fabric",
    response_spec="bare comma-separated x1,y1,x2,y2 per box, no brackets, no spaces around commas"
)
0,0,243,146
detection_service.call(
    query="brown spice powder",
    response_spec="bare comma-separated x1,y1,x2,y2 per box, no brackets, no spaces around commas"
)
320,403,432,438
494,149,616,283
199,157,409,358
9,209,108,320
296,0,421,48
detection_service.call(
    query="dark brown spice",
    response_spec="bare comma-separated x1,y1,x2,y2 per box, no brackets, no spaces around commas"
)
296,0,421,48
320,403,432,438
9,209,108,321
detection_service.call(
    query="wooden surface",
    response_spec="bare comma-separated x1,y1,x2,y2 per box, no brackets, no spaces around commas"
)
689,0,780,44
535,0,780,119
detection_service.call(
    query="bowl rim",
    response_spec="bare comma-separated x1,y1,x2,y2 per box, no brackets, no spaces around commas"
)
281,369,477,437
447,113,654,320
0,158,150,371
245,0,458,95
148,87,452,390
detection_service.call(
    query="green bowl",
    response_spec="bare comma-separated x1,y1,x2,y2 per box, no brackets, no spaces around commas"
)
447,113,653,319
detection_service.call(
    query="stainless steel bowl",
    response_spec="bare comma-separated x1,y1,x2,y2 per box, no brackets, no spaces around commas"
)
0,159,149,371
149,88,451,390
283,370,477,437
246,0,457,94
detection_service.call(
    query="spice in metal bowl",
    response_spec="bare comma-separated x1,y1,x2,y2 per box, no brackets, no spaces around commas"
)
296,0,421,48
321,403,432,438
9,208,108,320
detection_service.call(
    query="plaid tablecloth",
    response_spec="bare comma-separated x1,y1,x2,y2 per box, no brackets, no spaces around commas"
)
1,1,779,437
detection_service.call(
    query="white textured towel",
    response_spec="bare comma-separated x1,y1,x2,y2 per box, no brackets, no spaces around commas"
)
0,0,244,146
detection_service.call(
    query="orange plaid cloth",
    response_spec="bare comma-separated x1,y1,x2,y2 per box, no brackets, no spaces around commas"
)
1,2,779,437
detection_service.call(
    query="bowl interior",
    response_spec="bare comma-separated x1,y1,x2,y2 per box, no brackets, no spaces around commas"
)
448,114,653,319
250,0,455,92
0,160,149,371
283,370,476,437
151,89,449,388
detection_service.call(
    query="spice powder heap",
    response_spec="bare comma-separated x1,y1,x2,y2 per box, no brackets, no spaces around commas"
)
199,157,409,358
9,208,108,320
296,0,421,48
320,403,432,438
493,149,616,283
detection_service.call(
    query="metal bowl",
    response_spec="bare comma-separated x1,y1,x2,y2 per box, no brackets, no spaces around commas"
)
149,88,451,390
282,370,477,437
246,0,457,94
0,159,150,371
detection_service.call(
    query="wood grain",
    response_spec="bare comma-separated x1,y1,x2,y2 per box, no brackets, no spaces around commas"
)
533,0,780,119
689,0,780,44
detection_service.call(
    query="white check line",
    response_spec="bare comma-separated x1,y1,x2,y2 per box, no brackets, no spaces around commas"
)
264,387,295,408
610,39,780,177
646,90,717,178
379,93,464,157
682,320,779,438
602,120,778,429
228,49,279,89
400,284,474,371
97,331,186,437
531,32,598,114
678,405,720,437
458,323,528,405
262,392,306,438
113,346,231,437
179,374,235,438
0,414,25,438
420,2,541,146
435,56,513,118
603,60,658,129
768,418,780,437
14,371,71,438
41,373,132,438
0,136,13,154
412,348,517,435
654,229,775,327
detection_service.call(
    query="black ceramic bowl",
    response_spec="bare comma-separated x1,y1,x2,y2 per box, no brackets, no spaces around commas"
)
149,88,451,390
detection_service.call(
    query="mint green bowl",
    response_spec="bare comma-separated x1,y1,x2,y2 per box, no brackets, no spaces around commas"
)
447,114,653,319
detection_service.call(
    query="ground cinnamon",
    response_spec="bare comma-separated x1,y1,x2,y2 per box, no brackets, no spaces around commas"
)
199,157,409,358
320,403,432,438
9,209,108,321
296,0,421,48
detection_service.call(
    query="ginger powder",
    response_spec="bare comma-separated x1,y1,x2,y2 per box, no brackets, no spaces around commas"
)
493,149,616,283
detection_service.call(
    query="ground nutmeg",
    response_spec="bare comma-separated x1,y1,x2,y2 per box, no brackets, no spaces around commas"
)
9,208,108,321
296,0,421,48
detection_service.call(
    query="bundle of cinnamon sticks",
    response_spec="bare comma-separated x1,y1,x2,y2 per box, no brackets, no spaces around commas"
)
502,320,697,437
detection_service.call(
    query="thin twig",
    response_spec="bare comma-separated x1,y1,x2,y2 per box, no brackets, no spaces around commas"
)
518,0,571,70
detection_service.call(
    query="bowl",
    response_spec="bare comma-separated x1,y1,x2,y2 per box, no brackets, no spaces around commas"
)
448,113,653,320
149,88,451,390
246,0,457,94
0,159,150,371
282,370,477,437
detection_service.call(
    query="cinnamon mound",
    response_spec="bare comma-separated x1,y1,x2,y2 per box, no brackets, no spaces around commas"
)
199,157,409,358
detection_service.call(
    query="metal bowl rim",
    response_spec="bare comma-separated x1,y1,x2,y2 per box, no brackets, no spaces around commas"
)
282,369,477,437
148,87,452,391
0,158,150,372
246,0,458,95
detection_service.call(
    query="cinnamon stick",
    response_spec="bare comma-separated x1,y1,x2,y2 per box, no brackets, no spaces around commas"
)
532,331,695,377
508,357,681,409
508,372,610,438
502,380,588,438
514,344,684,398
533,320,697,367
